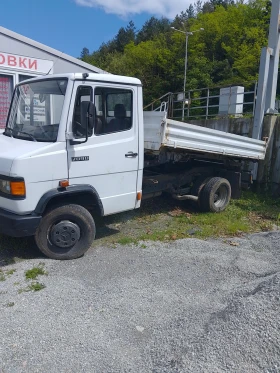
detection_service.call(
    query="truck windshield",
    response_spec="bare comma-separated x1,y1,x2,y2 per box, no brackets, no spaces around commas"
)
4,78,68,142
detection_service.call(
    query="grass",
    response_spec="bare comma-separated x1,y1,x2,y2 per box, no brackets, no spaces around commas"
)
0,271,5,281
25,265,47,280
20,265,47,292
18,282,45,293
0,264,46,294
6,302,15,307
0,264,46,295
169,192,277,240
111,191,280,245
27,282,46,292
5,269,16,276
190,191,277,238
116,237,138,245
0,268,16,281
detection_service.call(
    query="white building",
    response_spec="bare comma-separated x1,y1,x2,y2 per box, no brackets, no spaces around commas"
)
0,26,105,128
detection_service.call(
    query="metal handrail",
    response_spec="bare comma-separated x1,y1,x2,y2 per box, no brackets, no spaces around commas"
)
144,81,257,120
143,92,173,111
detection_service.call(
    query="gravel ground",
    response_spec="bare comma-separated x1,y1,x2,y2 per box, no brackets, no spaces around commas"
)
0,231,280,373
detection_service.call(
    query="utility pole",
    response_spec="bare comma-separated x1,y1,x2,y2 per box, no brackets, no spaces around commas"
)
171,27,204,121
252,0,280,140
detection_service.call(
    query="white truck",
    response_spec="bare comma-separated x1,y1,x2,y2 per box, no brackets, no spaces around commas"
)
0,73,266,259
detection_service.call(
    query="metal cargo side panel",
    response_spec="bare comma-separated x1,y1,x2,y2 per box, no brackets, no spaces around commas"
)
163,119,266,160
143,111,166,151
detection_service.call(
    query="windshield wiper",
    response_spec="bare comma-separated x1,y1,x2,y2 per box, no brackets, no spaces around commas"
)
6,128,37,142
14,130,37,142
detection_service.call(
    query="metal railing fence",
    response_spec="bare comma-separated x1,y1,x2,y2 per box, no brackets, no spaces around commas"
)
144,81,257,120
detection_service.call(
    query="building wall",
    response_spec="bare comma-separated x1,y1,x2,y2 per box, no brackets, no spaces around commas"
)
0,33,103,74
0,31,103,128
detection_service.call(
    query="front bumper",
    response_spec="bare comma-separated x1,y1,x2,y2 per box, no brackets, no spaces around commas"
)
0,208,41,237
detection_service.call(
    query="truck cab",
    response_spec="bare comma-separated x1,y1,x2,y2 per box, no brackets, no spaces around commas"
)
0,73,144,259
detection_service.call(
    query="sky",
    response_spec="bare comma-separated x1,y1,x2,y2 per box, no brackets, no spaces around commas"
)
0,0,193,59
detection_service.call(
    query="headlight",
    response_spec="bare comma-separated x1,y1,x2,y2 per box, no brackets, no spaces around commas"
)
0,178,26,197
0,180,11,194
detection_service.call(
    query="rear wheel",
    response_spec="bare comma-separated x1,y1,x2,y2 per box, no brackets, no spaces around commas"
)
35,204,96,260
190,176,211,209
199,177,231,212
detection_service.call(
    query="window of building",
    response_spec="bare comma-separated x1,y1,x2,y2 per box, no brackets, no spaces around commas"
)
19,74,36,83
0,74,13,128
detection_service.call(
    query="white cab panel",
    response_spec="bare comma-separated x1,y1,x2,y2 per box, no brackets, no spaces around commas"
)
67,82,139,215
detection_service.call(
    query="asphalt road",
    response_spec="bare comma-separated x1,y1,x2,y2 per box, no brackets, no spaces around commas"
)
0,231,280,373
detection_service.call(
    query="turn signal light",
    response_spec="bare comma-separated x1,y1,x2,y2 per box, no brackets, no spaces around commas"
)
59,180,69,188
137,192,142,201
10,181,26,196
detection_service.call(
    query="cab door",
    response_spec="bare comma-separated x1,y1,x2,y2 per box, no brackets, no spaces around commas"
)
67,81,139,215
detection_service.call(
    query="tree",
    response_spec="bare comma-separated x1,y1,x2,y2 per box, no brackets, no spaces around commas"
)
171,11,189,29
195,0,203,14
187,4,196,18
136,17,170,43
79,0,270,103
80,47,90,59
115,21,136,52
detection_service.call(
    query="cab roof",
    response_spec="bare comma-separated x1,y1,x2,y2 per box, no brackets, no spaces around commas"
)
18,73,142,86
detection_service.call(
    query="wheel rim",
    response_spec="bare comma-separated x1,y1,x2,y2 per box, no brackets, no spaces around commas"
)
213,185,228,208
49,220,80,248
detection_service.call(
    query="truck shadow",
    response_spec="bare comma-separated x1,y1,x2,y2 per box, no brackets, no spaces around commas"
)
0,235,43,267
93,194,195,240
0,195,194,265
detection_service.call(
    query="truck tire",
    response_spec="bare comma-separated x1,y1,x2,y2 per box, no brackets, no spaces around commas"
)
35,204,96,260
191,176,211,196
190,176,211,208
199,177,231,212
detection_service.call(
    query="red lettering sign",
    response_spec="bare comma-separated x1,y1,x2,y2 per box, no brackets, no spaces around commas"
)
8,55,17,66
19,57,27,69
0,52,51,72
29,59,37,70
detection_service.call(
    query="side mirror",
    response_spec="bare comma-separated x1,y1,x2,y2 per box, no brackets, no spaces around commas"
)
87,101,95,131
70,101,95,145
80,101,90,133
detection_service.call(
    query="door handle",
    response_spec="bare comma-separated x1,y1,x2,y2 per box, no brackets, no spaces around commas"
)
125,152,138,158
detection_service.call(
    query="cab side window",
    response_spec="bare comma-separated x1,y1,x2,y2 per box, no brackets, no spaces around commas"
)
94,87,132,135
73,86,93,138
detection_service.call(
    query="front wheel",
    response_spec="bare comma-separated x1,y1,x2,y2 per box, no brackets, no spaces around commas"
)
35,204,96,260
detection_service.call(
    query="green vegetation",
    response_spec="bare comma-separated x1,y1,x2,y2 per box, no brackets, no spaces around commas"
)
80,0,272,105
6,302,15,307
0,264,46,295
117,237,138,245
143,191,279,241
0,271,5,282
25,265,47,280
5,269,16,276
27,282,46,292
18,282,45,293
101,191,279,246
0,268,16,281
